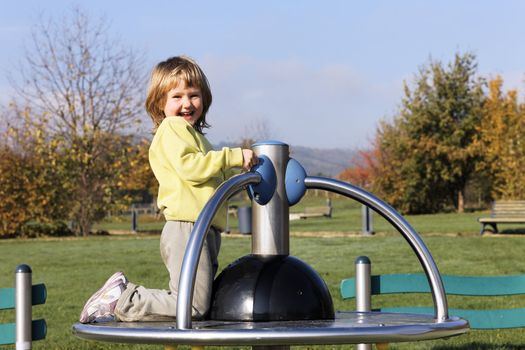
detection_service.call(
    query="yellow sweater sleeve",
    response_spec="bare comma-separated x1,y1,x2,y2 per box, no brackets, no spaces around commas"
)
159,119,242,184
149,117,243,228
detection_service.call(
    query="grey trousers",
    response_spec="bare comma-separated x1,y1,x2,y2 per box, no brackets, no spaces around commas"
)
114,221,221,321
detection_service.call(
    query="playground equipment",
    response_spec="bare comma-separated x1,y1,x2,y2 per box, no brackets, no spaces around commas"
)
72,141,469,349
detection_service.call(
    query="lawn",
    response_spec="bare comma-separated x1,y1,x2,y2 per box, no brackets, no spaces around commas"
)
95,192,498,236
1,233,524,350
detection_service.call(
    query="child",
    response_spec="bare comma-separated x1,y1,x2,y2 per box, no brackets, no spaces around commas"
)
79,56,258,323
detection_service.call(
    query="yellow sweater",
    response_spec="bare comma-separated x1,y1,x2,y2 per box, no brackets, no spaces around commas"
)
149,117,243,230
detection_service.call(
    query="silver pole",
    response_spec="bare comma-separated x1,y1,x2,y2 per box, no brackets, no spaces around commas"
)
355,256,371,313
250,142,291,350
251,142,289,256
356,256,372,350
16,264,32,350
176,172,262,330
304,176,449,322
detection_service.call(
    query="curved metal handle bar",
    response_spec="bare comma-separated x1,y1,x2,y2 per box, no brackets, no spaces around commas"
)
176,172,262,330
304,176,449,322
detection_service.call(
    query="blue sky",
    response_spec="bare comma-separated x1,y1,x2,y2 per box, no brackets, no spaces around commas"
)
1,1,524,148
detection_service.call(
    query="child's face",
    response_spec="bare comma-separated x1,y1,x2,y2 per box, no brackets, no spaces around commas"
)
164,81,203,126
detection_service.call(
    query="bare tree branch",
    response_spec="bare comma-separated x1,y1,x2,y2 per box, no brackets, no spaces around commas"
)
12,7,146,138
8,7,147,235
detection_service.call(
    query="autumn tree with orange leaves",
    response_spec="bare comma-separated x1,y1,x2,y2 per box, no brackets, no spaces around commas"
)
478,77,525,200
337,150,377,189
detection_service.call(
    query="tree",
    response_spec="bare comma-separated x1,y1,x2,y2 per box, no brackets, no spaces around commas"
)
10,8,146,235
0,106,68,236
479,77,525,199
373,52,485,214
118,138,159,207
239,118,277,148
337,149,377,189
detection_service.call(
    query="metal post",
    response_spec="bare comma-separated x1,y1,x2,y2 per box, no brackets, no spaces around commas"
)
251,141,289,256
251,141,290,350
361,205,374,235
16,264,32,350
131,208,138,233
355,256,371,350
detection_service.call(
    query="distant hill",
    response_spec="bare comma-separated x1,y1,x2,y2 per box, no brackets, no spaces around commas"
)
216,142,357,177
289,145,357,177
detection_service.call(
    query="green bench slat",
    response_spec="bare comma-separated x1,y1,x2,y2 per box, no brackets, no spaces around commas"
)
0,284,47,310
341,274,525,298
0,319,47,345
376,307,525,329
340,274,525,330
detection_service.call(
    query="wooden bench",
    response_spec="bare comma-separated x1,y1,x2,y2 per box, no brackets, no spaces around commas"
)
290,201,333,221
0,265,47,347
341,260,525,330
297,205,332,219
478,200,525,235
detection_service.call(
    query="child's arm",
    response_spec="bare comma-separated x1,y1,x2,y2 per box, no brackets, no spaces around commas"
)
156,119,245,184
223,149,258,179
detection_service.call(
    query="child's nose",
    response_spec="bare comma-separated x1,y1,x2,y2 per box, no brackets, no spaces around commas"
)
181,96,192,108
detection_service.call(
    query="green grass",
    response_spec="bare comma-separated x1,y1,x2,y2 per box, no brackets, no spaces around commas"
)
95,193,525,236
1,234,525,349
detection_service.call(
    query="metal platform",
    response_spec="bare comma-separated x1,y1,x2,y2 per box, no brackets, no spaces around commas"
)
72,311,469,346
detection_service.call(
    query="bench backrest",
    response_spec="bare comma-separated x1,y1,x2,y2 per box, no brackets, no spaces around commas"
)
491,200,525,217
304,206,330,214
340,273,525,329
0,279,47,345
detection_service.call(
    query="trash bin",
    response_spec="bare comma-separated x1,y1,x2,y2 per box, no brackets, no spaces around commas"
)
237,206,252,235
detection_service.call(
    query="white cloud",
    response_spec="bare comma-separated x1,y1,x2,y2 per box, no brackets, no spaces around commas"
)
201,55,402,148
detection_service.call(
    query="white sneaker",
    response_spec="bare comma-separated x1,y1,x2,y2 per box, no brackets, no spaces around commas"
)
79,272,128,323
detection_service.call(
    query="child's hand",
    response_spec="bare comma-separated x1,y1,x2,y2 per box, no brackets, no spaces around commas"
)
242,149,259,170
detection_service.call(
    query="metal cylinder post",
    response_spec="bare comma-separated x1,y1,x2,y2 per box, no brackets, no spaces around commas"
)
355,256,371,313
251,141,289,256
361,205,374,235
16,264,32,350
355,256,372,350
131,209,138,233
237,206,252,234
250,141,291,350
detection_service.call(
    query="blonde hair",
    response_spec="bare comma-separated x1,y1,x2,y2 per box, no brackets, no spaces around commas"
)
145,56,212,133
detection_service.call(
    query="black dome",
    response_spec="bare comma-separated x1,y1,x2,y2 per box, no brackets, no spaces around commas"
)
209,255,334,321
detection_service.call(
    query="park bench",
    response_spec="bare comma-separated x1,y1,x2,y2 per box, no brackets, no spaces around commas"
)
290,201,333,220
478,200,525,235
0,265,47,347
298,205,332,219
